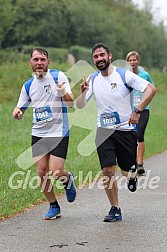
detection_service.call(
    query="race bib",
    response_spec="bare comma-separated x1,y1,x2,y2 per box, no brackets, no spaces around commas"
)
100,112,120,128
34,106,53,124
133,95,141,107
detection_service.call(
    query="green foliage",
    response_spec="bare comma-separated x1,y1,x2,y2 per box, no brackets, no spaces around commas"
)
7,0,72,48
0,62,31,103
47,47,68,63
0,0,167,69
0,50,27,64
142,68,167,157
0,0,14,47
149,68,167,93
21,45,69,63
0,46,69,68
0,61,70,104
69,45,92,64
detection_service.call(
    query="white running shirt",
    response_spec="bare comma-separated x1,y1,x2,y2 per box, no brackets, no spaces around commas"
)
86,66,149,131
17,69,72,137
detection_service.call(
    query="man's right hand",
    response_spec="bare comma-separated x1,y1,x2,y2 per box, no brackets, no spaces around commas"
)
80,75,91,93
12,107,24,120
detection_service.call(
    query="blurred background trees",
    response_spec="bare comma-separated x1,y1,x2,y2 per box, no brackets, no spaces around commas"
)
0,0,167,69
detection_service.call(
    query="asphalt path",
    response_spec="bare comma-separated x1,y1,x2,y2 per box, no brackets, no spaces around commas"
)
0,151,167,252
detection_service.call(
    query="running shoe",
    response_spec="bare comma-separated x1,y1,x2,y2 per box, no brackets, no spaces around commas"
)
127,176,138,192
103,206,122,222
64,172,76,202
44,205,61,220
137,164,145,175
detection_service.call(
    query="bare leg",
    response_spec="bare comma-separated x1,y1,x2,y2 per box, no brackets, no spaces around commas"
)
34,154,57,203
103,166,119,207
49,155,76,203
137,141,145,164
49,155,69,181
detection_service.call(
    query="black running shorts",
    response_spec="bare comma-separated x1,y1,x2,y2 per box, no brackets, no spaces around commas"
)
95,128,137,172
31,136,69,159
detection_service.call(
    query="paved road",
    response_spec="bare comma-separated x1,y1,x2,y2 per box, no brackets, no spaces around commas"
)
0,151,167,252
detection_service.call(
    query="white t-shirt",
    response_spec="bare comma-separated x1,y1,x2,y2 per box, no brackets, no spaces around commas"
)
17,69,72,137
86,66,149,131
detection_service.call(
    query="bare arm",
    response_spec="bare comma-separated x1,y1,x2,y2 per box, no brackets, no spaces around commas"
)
12,107,25,120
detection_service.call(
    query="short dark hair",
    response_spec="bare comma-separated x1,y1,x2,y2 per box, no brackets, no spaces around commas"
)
30,47,48,58
92,43,110,55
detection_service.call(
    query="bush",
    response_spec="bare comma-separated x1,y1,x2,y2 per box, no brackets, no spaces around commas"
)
0,45,69,65
46,47,68,63
21,45,69,63
0,50,27,64
69,45,92,64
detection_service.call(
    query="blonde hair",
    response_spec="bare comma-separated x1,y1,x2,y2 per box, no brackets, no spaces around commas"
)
126,51,140,63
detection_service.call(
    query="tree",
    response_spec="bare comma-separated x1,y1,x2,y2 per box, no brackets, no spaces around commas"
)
0,0,14,48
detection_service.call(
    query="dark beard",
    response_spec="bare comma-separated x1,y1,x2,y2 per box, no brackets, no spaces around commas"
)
96,59,110,71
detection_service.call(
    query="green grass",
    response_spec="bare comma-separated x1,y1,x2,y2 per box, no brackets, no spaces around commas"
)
0,65,167,219
144,94,167,157
144,68,167,157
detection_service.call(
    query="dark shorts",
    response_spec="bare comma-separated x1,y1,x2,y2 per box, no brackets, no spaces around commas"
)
136,109,149,142
31,136,69,159
95,128,137,172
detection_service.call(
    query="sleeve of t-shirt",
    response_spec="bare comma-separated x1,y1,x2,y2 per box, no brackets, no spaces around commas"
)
125,71,149,92
58,71,72,93
17,85,31,110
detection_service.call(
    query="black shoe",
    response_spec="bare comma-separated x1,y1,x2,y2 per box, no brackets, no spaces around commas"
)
137,164,145,175
103,206,122,222
127,176,138,192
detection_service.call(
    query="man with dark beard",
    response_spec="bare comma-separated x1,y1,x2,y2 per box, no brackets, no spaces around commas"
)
76,43,156,222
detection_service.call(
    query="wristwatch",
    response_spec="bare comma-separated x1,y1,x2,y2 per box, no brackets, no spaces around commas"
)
134,108,141,114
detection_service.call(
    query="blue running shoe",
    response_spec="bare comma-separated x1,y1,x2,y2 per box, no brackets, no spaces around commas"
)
103,206,122,222
64,172,76,203
44,205,61,220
